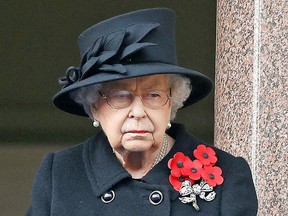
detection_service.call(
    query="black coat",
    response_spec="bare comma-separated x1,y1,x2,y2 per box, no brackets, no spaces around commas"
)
27,124,258,215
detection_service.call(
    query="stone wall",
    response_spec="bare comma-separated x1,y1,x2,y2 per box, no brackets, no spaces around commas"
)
215,1,287,215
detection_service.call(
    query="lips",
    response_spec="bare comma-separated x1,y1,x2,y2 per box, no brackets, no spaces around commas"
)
123,130,152,135
130,130,148,134
124,130,152,138
122,124,153,134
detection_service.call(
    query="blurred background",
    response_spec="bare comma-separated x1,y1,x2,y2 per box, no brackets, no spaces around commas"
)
0,0,216,215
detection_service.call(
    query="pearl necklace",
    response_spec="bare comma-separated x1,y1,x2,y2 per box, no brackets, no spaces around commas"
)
151,134,169,169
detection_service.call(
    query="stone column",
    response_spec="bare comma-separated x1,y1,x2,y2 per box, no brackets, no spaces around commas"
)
215,1,287,215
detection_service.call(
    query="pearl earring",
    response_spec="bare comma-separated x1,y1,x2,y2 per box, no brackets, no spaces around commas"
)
167,121,171,129
93,120,99,127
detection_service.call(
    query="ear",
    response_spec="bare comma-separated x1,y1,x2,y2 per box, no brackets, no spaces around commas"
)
90,105,99,120
168,99,172,108
167,102,173,123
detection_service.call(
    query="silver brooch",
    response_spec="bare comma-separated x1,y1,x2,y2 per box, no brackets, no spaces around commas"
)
178,180,216,211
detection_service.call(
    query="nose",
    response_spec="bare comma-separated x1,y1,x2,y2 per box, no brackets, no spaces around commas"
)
128,96,147,119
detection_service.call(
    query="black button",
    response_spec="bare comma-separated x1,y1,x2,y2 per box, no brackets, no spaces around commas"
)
101,190,115,204
149,190,163,205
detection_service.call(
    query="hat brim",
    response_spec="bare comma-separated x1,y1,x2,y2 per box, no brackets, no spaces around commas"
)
53,62,213,116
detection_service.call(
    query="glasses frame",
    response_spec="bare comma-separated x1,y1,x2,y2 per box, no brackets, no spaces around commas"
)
99,88,172,109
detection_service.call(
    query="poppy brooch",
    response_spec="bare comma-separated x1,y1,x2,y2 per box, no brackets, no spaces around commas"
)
168,144,224,211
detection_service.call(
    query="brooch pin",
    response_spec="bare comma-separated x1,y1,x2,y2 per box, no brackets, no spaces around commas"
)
168,144,224,211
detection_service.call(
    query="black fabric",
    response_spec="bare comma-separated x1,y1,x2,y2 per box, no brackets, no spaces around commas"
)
27,124,258,215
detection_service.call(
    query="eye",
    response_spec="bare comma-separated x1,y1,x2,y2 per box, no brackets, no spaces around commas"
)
109,90,131,99
145,91,162,98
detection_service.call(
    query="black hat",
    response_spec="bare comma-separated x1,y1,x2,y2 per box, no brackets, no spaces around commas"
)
53,8,213,116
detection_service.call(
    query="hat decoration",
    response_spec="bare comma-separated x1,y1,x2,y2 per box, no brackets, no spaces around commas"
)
59,22,159,89
168,144,224,211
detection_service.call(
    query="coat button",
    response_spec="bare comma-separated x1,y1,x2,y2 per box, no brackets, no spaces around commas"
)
101,190,115,204
149,190,163,205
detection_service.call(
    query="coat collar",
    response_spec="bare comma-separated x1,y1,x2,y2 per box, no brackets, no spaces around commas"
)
83,123,200,200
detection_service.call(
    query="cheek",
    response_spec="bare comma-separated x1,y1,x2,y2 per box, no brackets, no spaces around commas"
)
151,113,169,130
155,104,171,126
94,100,124,128
149,107,171,140
96,108,127,148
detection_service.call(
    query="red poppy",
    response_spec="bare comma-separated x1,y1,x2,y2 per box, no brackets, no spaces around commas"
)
201,165,224,187
169,174,194,191
193,144,217,166
168,152,188,177
181,159,203,180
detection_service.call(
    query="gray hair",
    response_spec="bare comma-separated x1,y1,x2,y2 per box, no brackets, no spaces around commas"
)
70,74,191,120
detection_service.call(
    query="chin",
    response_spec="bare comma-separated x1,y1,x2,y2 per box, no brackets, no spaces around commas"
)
122,139,154,152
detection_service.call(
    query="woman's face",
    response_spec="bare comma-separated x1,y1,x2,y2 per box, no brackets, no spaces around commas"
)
91,74,172,155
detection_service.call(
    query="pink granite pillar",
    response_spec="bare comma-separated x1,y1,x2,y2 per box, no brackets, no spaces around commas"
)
215,1,287,215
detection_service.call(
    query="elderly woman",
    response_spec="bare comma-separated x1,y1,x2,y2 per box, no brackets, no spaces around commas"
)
27,8,258,216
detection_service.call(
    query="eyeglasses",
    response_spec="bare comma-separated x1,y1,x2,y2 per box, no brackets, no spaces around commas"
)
99,89,171,109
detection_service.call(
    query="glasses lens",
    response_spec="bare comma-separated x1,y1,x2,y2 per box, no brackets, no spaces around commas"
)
142,90,169,108
104,90,170,109
107,90,133,108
